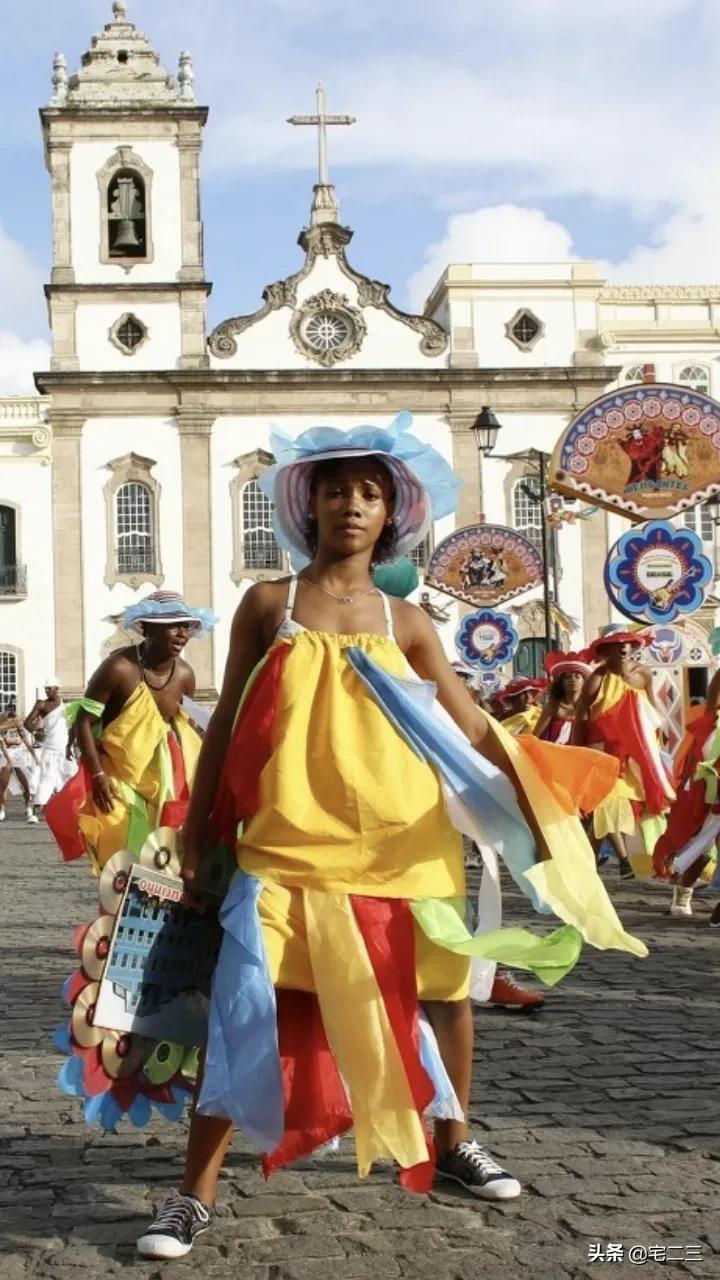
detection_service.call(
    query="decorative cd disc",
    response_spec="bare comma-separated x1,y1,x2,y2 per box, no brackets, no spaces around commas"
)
98,850,136,915
73,923,92,958
101,1031,145,1080
71,982,102,1048
140,828,182,878
143,1040,185,1086
81,915,115,981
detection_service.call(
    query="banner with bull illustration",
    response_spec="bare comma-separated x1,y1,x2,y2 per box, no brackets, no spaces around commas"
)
550,383,720,521
425,524,544,607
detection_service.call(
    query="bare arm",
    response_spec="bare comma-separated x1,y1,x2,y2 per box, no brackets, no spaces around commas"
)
75,655,137,813
573,671,602,746
533,700,557,740
23,700,43,733
182,588,268,892
401,605,487,751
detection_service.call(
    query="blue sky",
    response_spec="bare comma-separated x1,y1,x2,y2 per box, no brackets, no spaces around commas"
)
0,0,716,390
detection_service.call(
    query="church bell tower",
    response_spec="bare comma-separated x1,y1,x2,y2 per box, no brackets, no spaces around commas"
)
40,0,209,373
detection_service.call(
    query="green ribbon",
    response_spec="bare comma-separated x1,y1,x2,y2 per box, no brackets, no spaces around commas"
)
116,779,151,854
410,897,583,988
64,697,105,732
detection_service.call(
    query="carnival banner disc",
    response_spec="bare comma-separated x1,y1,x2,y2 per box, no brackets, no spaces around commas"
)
426,524,543,607
455,608,519,670
139,828,182,879
550,383,720,521
604,520,713,625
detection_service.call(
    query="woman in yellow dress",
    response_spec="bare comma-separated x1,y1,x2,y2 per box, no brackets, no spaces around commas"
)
136,415,645,1261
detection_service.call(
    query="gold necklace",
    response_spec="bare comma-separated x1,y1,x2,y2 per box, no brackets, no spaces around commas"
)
303,577,380,607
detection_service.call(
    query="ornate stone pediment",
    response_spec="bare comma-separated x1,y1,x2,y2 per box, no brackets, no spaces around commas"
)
208,221,448,362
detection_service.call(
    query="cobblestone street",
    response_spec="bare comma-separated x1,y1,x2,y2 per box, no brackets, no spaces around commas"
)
0,804,718,1280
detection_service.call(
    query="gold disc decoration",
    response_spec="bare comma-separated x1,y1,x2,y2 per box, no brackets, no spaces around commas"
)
101,1031,145,1080
71,982,103,1048
81,914,115,981
139,827,182,878
143,1040,185,1086
98,849,136,916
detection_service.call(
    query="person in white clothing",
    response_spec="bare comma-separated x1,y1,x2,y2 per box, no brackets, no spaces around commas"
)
24,679,77,821
0,705,38,821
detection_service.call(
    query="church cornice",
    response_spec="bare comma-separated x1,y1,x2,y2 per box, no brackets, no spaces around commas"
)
599,285,720,302
44,282,212,297
207,221,449,361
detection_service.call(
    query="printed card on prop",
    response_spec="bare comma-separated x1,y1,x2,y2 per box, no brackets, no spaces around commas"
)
550,383,720,521
426,524,543,608
93,865,222,1047
604,520,713,626
455,608,519,670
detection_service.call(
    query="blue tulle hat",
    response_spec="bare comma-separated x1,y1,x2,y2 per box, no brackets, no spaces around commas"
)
123,590,217,636
259,412,461,559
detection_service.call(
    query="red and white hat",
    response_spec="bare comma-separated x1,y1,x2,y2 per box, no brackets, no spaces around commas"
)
497,677,547,705
544,650,593,681
587,626,653,662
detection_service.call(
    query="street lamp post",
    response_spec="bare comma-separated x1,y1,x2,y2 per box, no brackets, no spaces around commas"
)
472,407,557,658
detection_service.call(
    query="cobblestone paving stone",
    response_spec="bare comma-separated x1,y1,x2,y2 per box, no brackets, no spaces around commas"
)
0,803,718,1279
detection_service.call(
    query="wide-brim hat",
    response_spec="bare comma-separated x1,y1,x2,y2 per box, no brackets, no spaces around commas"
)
259,413,461,560
497,677,547,704
587,626,653,661
123,590,217,637
544,650,593,681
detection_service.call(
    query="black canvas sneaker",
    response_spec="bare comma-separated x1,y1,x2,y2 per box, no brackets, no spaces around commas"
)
619,859,635,880
435,1140,522,1200
136,1190,213,1259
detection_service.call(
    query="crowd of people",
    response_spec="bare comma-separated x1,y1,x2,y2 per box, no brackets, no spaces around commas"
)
5,414,718,1261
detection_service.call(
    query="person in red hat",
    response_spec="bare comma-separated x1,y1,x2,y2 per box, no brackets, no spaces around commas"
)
496,678,547,736
575,628,675,878
535,652,592,745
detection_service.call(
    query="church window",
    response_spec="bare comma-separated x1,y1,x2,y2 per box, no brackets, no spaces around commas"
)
0,505,25,596
290,290,367,366
241,480,283,571
505,308,545,352
623,365,646,383
104,454,163,589
304,311,353,353
677,364,711,394
108,170,147,258
0,650,18,714
230,450,286,582
109,313,148,356
683,502,714,544
513,475,543,551
115,482,155,576
410,534,432,570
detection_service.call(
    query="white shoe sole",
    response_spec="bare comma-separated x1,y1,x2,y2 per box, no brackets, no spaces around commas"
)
136,1233,198,1260
435,1169,522,1200
669,907,693,917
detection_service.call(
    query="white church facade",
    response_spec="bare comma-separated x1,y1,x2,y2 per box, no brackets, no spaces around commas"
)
1,1,719,709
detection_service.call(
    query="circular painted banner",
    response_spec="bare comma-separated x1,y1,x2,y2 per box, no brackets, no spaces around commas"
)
426,524,544,608
455,608,519,670
604,520,713,625
550,383,720,521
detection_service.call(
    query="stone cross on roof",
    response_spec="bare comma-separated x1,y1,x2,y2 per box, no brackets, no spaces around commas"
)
288,84,356,226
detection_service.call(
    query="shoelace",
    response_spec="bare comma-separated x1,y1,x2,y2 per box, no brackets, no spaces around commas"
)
497,970,522,991
456,1141,505,1177
151,1194,209,1235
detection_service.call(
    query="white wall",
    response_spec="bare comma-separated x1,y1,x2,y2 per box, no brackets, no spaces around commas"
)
69,139,183,284
80,418,184,672
0,461,55,711
76,303,182,370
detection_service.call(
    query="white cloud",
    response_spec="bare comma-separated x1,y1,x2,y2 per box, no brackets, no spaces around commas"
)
0,222,46,335
0,334,50,395
407,205,576,308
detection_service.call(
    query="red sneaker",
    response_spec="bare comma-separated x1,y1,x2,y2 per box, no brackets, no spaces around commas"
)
487,970,544,1010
